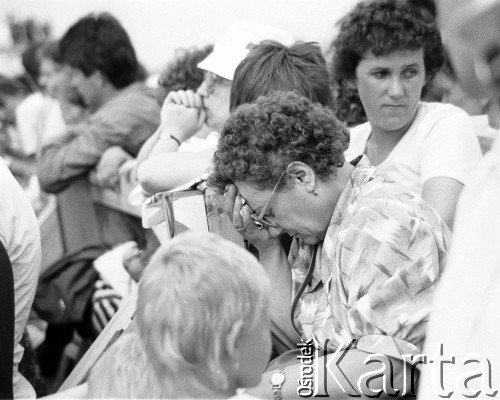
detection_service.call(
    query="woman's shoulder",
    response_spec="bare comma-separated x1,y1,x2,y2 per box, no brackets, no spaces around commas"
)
353,172,445,230
406,102,477,147
415,102,473,130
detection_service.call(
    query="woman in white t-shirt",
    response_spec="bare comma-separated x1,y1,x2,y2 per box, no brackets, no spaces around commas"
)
332,0,482,229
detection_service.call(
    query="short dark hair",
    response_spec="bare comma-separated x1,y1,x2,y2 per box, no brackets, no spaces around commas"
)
230,41,333,110
0,75,26,97
22,42,43,83
38,40,62,64
209,91,349,192
60,13,138,89
332,85,367,126
331,0,444,85
0,75,26,108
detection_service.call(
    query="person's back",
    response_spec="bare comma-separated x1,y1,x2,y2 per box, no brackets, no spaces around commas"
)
36,13,160,247
0,155,41,398
37,12,160,195
0,240,14,400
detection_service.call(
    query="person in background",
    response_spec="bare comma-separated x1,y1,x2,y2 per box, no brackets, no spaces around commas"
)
157,44,214,103
136,37,334,195
88,232,272,399
37,40,86,141
36,13,160,246
0,74,48,158
136,20,294,194
17,42,43,94
0,155,41,398
431,51,500,153
37,12,160,195
333,0,437,126
94,44,215,188
0,241,14,400
419,0,500,397
335,0,482,230
212,91,450,398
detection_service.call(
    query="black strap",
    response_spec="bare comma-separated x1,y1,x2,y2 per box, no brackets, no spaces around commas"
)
0,240,14,399
290,244,318,340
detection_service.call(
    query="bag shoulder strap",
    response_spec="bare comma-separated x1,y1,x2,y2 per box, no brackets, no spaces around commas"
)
290,243,318,340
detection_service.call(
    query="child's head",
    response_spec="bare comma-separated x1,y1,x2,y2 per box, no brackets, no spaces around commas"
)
136,232,272,398
87,329,165,398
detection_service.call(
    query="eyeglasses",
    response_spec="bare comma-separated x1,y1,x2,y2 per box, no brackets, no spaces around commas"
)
202,71,231,96
242,169,288,229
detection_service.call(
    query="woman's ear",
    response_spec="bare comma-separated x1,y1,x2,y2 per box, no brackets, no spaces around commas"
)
286,161,316,188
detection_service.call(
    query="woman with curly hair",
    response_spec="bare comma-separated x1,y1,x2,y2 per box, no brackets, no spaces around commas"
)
211,90,450,398
332,0,482,229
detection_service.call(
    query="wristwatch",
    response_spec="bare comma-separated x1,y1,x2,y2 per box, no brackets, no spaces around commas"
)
270,367,286,400
159,131,181,146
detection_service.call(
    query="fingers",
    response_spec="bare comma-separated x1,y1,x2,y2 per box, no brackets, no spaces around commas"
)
224,184,238,221
166,90,202,108
240,203,254,227
196,107,206,129
232,194,245,229
165,90,182,105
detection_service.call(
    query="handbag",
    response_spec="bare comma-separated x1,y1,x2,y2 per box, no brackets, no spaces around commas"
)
34,245,108,325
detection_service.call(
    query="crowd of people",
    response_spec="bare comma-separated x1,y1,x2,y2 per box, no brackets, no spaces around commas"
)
1,0,499,398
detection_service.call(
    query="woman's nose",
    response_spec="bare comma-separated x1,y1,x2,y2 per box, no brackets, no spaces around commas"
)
388,76,404,98
197,80,208,98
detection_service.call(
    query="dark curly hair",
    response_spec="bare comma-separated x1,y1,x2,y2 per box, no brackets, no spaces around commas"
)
230,41,333,110
209,91,349,192
332,85,367,126
331,0,444,86
60,13,138,89
157,44,214,103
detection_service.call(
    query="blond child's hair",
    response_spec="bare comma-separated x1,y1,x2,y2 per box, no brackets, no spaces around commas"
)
136,231,271,398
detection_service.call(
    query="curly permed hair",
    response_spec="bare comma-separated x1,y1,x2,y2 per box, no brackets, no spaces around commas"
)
331,0,444,86
209,91,350,192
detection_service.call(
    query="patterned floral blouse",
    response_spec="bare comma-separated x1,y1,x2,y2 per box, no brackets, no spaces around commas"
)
290,155,451,361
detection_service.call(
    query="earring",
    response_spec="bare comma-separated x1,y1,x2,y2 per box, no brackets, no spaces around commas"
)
312,189,318,196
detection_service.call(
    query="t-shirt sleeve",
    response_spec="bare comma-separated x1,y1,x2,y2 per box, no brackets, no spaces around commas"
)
419,107,482,186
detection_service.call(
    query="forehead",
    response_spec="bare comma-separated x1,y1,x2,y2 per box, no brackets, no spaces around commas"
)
359,49,425,68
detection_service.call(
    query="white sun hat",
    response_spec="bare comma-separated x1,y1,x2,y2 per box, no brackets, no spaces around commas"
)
197,20,295,81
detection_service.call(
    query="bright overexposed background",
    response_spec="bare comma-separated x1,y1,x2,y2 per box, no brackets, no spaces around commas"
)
0,0,356,74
